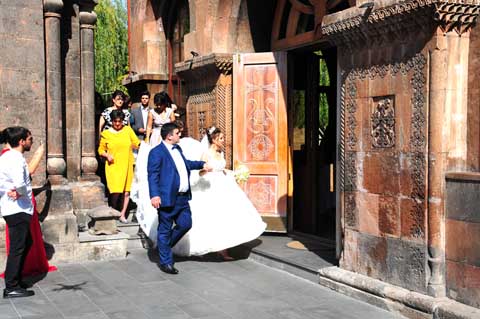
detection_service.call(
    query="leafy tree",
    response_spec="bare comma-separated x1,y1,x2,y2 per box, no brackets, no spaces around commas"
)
95,0,128,104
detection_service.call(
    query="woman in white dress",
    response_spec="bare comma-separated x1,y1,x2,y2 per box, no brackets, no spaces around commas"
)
145,92,176,147
172,127,266,259
132,126,266,260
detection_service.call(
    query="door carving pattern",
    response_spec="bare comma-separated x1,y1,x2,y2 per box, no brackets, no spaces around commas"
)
247,176,277,214
245,66,277,162
233,52,288,230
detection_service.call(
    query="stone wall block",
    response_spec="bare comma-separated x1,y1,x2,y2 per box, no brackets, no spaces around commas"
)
446,260,480,308
353,78,369,99
0,7,44,39
386,237,427,293
369,74,392,99
0,39,45,71
71,181,107,211
399,153,414,197
74,237,128,261
357,191,380,237
446,219,480,266
358,233,388,281
400,197,426,242
362,151,400,195
45,185,73,215
395,94,413,153
2,70,45,99
344,191,358,230
47,243,76,264
446,178,480,223
341,228,359,272
378,195,400,237
42,214,78,245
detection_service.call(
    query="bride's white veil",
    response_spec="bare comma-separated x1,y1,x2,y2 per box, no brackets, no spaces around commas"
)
200,133,210,154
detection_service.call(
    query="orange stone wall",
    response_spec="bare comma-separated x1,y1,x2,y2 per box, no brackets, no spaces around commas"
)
339,41,430,293
445,173,480,308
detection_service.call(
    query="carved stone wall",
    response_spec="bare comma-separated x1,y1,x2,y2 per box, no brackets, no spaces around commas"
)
339,51,429,293
325,0,480,300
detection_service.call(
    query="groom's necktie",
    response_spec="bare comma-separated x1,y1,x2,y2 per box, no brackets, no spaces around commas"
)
172,144,182,152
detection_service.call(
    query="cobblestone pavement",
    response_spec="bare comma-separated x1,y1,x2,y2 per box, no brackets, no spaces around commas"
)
0,249,401,319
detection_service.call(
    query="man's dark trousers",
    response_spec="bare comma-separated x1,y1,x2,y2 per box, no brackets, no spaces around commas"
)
3,212,32,290
157,194,192,266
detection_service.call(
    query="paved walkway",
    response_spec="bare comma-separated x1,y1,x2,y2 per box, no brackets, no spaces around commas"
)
0,249,401,319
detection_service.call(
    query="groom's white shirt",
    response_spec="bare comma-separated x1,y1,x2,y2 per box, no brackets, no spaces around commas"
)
0,149,33,216
163,141,189,192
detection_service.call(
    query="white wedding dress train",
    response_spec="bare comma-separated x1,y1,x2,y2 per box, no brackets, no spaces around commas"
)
131,140,266,256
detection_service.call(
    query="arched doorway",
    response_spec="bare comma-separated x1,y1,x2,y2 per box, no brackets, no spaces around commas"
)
271,0,351,241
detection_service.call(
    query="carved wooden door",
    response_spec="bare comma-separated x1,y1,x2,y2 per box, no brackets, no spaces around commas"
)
233,52,288,232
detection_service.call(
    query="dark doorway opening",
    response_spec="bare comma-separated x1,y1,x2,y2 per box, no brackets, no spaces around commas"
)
290,47,337,241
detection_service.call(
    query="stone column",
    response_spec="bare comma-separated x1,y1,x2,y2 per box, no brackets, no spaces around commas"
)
427,33,448,297
79,1,98,180
44,0,67,184
427,2,480,297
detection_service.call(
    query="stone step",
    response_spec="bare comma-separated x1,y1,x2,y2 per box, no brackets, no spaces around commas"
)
246,245,320,283
241,235,336,283
115,219,152,250
116,221,142,237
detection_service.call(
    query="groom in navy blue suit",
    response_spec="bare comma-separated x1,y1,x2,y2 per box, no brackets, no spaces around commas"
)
147,122,210,274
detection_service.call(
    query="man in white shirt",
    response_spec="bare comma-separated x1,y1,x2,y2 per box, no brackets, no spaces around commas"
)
0,127,35,298
131,90,150,140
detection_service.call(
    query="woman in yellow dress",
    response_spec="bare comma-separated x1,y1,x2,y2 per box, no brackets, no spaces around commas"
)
98,109,140,223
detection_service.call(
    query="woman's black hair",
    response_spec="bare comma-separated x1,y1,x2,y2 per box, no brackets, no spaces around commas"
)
0,126,31,147
111,90,125,102
153,91,172,114
206,127,222,144
110,109,126,122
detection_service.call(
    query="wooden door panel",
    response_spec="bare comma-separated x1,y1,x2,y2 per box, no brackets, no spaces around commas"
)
233,52,288,232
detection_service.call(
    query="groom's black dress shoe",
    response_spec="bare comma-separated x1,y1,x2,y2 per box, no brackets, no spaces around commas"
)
159,264,179,275
3,288,35,299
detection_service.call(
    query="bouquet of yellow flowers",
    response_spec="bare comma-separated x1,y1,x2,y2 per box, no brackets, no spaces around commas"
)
234,164,250,183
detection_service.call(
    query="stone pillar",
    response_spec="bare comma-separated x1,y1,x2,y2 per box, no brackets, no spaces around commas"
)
44,0,67,184
79,1,98,180
427,33,448,297
427,3,480,297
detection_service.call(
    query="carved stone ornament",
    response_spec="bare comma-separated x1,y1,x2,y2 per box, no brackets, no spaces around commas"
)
340,53,427,239
322,0,480,48
371,97,395,148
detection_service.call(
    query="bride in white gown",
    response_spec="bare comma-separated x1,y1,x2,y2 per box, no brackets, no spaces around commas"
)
131,127,266,259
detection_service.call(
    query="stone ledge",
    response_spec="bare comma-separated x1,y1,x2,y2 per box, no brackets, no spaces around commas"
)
445,171,480,182
122,72,169,85
50,231,130,263
78,231,129,243
174,53,233,75
318,267,480,319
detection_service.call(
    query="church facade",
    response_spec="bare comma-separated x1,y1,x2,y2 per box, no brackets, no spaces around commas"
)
125,0,480,315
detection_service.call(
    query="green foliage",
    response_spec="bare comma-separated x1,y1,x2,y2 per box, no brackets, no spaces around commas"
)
95,0,128,103
318,52,330,132
293,90,305,129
